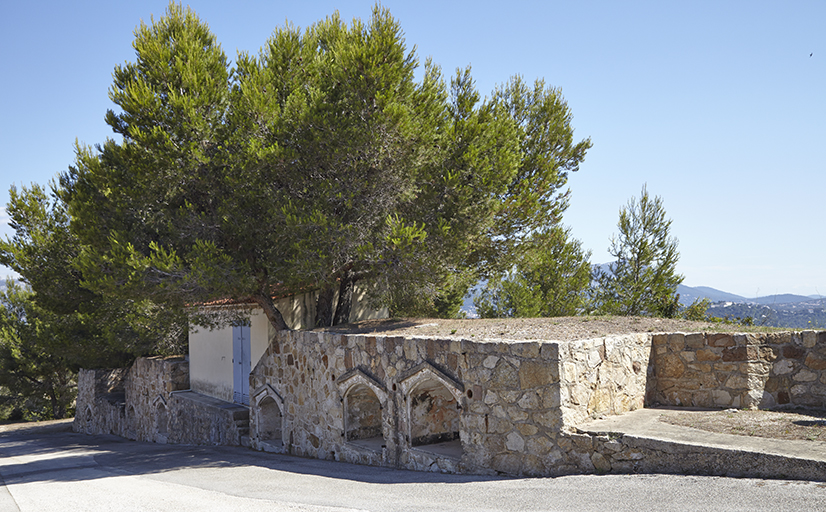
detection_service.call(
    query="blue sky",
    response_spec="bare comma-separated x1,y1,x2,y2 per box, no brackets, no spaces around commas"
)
1,1,824,298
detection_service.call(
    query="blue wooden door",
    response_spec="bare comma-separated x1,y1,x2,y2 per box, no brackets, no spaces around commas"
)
232,325,251,405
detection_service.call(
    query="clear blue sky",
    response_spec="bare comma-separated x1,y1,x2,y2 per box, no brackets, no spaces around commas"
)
1,1,824,298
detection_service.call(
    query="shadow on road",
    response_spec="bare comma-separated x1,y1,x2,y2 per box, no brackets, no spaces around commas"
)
0,423,504,487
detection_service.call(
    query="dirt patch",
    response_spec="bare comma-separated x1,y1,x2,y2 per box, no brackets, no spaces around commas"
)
322,316,779,342
659,408,826,442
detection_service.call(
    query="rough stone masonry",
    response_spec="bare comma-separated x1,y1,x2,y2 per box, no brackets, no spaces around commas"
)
76,328,826,478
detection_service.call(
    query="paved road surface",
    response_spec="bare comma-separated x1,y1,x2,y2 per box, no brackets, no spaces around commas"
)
1,423,825,511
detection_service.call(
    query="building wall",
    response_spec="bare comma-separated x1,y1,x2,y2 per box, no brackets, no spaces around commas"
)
189,323,234,402
189,287,388,403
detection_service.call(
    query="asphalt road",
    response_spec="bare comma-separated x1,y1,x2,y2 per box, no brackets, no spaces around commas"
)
1,423,825,512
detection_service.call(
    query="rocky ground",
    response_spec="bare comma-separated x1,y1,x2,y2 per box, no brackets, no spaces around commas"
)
322,315,780,341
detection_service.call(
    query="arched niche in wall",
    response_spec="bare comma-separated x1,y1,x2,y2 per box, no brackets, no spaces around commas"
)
336,370,388,451
84,405,93,428
152,395,169,442
125,405,137,440
252,384,285,452
398,363,464,458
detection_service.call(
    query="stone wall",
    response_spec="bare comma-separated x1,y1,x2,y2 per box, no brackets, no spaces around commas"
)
559,334,651,427
77,328,826,478
651,331,826,409
74,367,130,437
247,330,649,476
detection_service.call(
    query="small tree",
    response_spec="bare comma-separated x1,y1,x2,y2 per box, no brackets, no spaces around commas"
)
593,185,683,317
0,282,77,420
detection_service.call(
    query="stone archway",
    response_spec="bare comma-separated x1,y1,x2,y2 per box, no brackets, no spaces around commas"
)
252,384,286,453
400,364,464,458
258,396,283,444
336,370,388,452
155,402,169,442
344,383,383,443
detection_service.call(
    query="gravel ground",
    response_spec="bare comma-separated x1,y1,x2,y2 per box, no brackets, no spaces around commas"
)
320,316,778,341
659,408,826,442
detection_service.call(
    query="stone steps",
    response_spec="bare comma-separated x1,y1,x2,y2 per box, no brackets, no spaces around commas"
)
233,408,250,439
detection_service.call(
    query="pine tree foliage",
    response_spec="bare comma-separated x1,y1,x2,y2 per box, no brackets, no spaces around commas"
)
474,226,591,318
59,3,590,330
593,185,683,317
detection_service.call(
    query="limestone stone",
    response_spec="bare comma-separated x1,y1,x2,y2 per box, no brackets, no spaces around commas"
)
791,384,810,396
667,334,685,352
507,406,529,422
483,355,499,369
680,351,696,362
517,391,540,410
803,331,818,348
505,431,525,451
517,423,539,437
519,361,555,389
773,359,795,375
491,363,519,389
722,346,747,362
707,334,734,347
793,369,818,382
712,389,732,406
685,334,705,349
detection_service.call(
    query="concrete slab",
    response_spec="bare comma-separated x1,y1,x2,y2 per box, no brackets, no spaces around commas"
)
580,407,826,479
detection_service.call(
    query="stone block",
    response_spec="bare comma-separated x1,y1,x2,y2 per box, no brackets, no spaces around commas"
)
490,362,519,390
695,349,720,362
517,423,539,437
591,452,611,473
684,334,705,349
667,334,685,352
712,389,732,406
652,334,667,346
686,363,712,373
505,431,526,451
657,354,684,379
782,344,805,359
519,361,556,389
793,369,818,382
680,351,696,362
803,331,818,349
805,353,826,371
707,334,735,347
773,359,795,375
722,346,747,362
790,384,810,396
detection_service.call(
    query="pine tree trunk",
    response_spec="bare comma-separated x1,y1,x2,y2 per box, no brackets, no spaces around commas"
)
254,293,290,331
315,285,335,328
333,274,354,325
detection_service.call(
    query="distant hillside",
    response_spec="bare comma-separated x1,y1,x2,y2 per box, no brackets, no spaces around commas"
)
678,286,816,307
677,285,746,304
706,299,826,329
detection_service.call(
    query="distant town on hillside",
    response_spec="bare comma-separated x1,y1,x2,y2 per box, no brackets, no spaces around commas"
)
677,284,826,329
